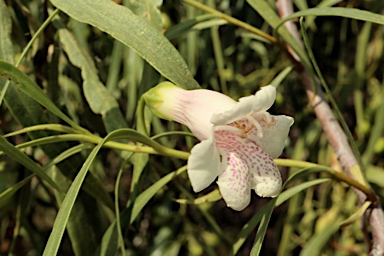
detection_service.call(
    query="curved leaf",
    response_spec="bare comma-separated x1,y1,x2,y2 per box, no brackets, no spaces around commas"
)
0,175,33,208
232,178,330,255
98,166,187,256
246,0,312,69
175,189,222,205
0,60,86,132
279,7,384,26
0,136,62,192
42,129,149,256
130,166,187,224
49,0,200,90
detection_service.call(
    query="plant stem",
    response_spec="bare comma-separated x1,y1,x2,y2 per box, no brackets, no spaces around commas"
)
182,0,278,45
275,159,378,204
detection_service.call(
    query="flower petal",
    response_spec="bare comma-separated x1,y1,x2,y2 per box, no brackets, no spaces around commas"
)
249,115,294,158
187,132,220,192
143,82,236,141
214,129,283,210
247,145,282,197
217,151,251,211
214,130,252,210
210,85,276,125
184,89,236,140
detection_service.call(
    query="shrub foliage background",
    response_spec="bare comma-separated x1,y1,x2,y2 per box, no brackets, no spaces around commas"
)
0,0,383,255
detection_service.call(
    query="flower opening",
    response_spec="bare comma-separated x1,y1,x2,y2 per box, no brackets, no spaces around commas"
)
143,82,294,211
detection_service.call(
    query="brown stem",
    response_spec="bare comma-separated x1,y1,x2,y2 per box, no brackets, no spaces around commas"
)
276,0,384,255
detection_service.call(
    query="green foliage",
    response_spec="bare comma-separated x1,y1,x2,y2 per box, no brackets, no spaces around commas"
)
0,0,383,255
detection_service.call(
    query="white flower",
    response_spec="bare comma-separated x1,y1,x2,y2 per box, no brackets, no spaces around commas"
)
143,82,294,211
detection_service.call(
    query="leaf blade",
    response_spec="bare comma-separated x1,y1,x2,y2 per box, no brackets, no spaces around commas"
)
279,7,384,26
49,0,199,89
0,136,62,192
42,129,144,256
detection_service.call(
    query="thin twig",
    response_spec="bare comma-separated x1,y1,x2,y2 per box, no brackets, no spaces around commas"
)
276,0,384,255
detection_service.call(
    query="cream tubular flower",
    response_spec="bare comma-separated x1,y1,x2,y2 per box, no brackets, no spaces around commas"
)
144,82,294,211
143,82,236,141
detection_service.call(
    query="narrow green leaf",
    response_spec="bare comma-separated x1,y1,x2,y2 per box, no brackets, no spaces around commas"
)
366,166,384,187
49,0,200,90
303,0,344,29
130,166,187,224
98,223,119,256
0,60,86,132
51,166,99,256
231,178,330,255
250,198,277,256
97,166,187,256
44,144,93,171
276,179,330,206
175,189,222,205
0,0,13,106
113,157,132,256
124,48,144,123
45,143,115,212
270,66,294,87
0,0,12,62
42,129,142,256
246,0,312,69
283,166,330,186
106,40,124,94
164,14,217,40
354,22,372,139
339,201,371,228
279,7,384,26
231,200,273,256
210,20,228,93
0,136,62,192
350,164,368,186
126,74,152,208
127,153,149,207
0,175,33,208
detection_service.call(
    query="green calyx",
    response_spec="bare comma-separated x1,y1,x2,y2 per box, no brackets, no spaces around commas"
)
142,81,180,120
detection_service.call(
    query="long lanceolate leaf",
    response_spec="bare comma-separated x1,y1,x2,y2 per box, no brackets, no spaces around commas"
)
0,0,12,107
98,166,187,256
49,0,200,90
231,178,330,255
42,129,144,256
0,144,91,210
0,136,62,192
0,175,33,209
278,7,384,26
0,60,87,133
